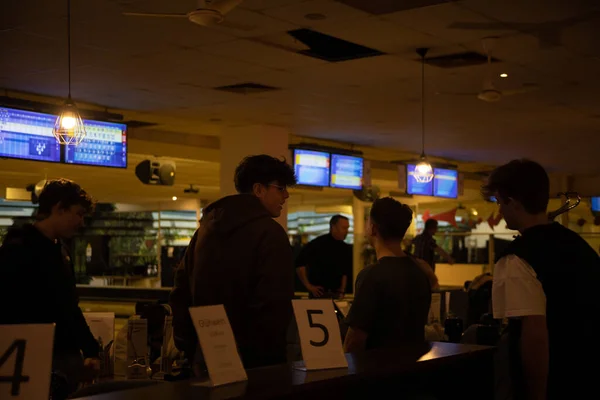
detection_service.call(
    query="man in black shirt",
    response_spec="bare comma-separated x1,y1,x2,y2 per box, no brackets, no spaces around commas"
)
344,197,431,352
483,159,600,400
0,179,100,395
295,215,352,299
412,218,454,272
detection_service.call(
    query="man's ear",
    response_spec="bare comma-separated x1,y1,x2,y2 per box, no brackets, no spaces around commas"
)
51,202,63,216
252,183,264,197
368,222,377,238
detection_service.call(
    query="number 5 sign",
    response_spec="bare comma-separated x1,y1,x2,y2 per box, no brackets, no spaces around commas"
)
292,300,347,371
0,324,55,399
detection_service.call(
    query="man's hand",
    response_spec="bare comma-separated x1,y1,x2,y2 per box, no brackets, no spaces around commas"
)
81,357,101,383
307,284,324,298
447,257,455,265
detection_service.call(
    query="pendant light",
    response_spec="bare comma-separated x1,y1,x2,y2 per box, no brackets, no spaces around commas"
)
53,0,86,146
413,47,433,183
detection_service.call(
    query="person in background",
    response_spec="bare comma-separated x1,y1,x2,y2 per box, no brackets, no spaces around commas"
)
344,197,431,353
482,159,600,400
170,155,297,370
411,218,454,271
0,179,100,396
295,215,352,299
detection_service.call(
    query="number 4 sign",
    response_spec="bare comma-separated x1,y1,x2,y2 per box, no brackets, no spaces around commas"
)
0,324,55,400
292,300,348,371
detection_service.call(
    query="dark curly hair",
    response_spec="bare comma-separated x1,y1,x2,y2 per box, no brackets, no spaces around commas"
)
234,155,297,193
370,197,413,240
37,179,95,219
481,159,549,214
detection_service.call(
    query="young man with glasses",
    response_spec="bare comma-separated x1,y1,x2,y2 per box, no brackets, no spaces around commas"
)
170,154,297,370
483,159,599,400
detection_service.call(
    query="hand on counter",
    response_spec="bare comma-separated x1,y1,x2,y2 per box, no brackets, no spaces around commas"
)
81,357,101,384
307,284,325,298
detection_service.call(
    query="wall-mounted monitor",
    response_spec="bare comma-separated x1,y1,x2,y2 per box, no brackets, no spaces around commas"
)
293,149,330,187
406,163,433,196
330,154,363,190
433,167,458,199
591,197,600,212
0,107,61,163
64,119,127,168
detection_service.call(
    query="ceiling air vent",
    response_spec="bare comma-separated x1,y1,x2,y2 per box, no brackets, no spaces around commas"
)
287,28,385,62
339,0,448,15
213,83,280,94
423,51,500,68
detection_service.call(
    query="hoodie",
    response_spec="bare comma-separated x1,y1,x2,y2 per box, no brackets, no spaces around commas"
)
0,224,99,359
169,194,294,369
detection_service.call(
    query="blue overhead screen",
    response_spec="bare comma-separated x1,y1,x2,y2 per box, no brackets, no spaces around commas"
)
64,119,127,168
330,154,363,190
433,168,458,199
0,106,128,168
591,197,600,212
0,107,61,163
293,149,330,187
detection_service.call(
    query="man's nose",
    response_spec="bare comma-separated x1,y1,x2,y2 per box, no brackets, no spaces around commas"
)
283,189,289,199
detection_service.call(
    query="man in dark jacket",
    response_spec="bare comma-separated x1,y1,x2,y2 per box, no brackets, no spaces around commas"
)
170,155,297,369
0,179,100,395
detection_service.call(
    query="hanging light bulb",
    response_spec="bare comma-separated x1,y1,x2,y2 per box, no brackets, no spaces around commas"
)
412,48,434,184
414,156,434,183
53,0,86,146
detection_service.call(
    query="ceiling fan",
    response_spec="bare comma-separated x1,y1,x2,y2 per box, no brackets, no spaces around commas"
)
122,0,255,31
437,37,539,102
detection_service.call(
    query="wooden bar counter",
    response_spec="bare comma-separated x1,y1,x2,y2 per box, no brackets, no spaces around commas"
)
77,342,495,400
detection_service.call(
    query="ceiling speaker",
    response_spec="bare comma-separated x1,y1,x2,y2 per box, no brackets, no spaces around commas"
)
135,160,176,186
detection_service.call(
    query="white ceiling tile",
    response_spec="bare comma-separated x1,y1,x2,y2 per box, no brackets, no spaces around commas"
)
240,0,305,11
263,0,369,27
384,3,510,45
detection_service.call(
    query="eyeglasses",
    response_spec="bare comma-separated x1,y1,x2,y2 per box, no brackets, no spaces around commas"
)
269,184,287,193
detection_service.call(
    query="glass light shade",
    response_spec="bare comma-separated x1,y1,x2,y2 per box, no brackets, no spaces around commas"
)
414,159,434,183
53,101,86,145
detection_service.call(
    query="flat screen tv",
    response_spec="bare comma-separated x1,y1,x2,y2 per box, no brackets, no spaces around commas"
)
591,197,600,212
64,119,127,168
0,107,61,163
330,153,363,190
293,149,330,187
433,167,458,199
406,163,433,196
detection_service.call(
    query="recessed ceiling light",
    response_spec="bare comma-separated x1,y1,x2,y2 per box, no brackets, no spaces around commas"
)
500,73,508,78
172,196,178,201
304,13,327,20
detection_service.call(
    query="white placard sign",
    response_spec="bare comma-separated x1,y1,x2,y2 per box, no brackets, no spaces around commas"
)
189,305,247,387
83,312,115,346
292,299,348,371
0,324,55,400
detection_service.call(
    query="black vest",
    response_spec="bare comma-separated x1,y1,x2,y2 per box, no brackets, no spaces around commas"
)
498,223,600,399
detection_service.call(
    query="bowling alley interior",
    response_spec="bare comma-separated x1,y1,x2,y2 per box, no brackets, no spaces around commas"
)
1,0,600,399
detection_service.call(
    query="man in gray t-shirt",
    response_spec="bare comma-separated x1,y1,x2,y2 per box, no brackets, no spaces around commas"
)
344,198,431,352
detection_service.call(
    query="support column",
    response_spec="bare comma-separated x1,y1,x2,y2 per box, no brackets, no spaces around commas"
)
219,125,291,230
352,196,366,292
